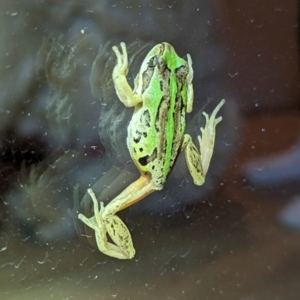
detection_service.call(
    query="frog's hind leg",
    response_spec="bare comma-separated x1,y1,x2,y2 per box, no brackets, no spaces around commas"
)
182,99,225,186
104,173,156,213
101,174,156,258
78,174,156,259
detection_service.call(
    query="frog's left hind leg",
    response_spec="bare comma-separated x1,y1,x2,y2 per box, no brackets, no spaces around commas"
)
78,174,156,259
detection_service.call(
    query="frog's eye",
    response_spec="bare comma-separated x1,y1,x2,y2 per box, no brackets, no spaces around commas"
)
148,56,157,68
148,56,166,73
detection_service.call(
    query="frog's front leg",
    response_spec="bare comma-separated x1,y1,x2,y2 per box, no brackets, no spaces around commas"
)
112,42,142,107
78,174,156,259
182,99,225,185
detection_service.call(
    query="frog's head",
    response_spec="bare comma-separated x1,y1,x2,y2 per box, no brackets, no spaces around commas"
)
146,42,174,58
141,42,174,70
134,43,179,93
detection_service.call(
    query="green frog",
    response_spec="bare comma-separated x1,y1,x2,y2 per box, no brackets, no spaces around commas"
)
78,42,225,259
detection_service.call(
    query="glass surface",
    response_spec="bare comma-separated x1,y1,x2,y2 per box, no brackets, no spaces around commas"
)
0,1,299,299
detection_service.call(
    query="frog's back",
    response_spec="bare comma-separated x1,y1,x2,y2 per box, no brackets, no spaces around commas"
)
127,44,190,189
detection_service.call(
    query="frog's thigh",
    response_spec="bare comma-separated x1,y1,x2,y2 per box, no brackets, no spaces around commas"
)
182,134,205,186
103,174,156,217
105,214,135,259
94,210,132,259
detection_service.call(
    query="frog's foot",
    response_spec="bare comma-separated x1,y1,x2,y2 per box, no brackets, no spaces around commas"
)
112,42,128,77
78,188,135,259
198,99,225,176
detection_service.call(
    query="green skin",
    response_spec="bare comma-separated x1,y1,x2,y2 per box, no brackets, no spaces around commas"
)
77,42,225,259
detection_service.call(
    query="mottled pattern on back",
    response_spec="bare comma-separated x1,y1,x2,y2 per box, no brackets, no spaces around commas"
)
127,43,189,189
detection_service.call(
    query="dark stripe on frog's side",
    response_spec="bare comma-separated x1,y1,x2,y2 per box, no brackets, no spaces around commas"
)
131,111,150,143
141,66,155,94
169,94,184,167
154,67,172,182
170,64,189,165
